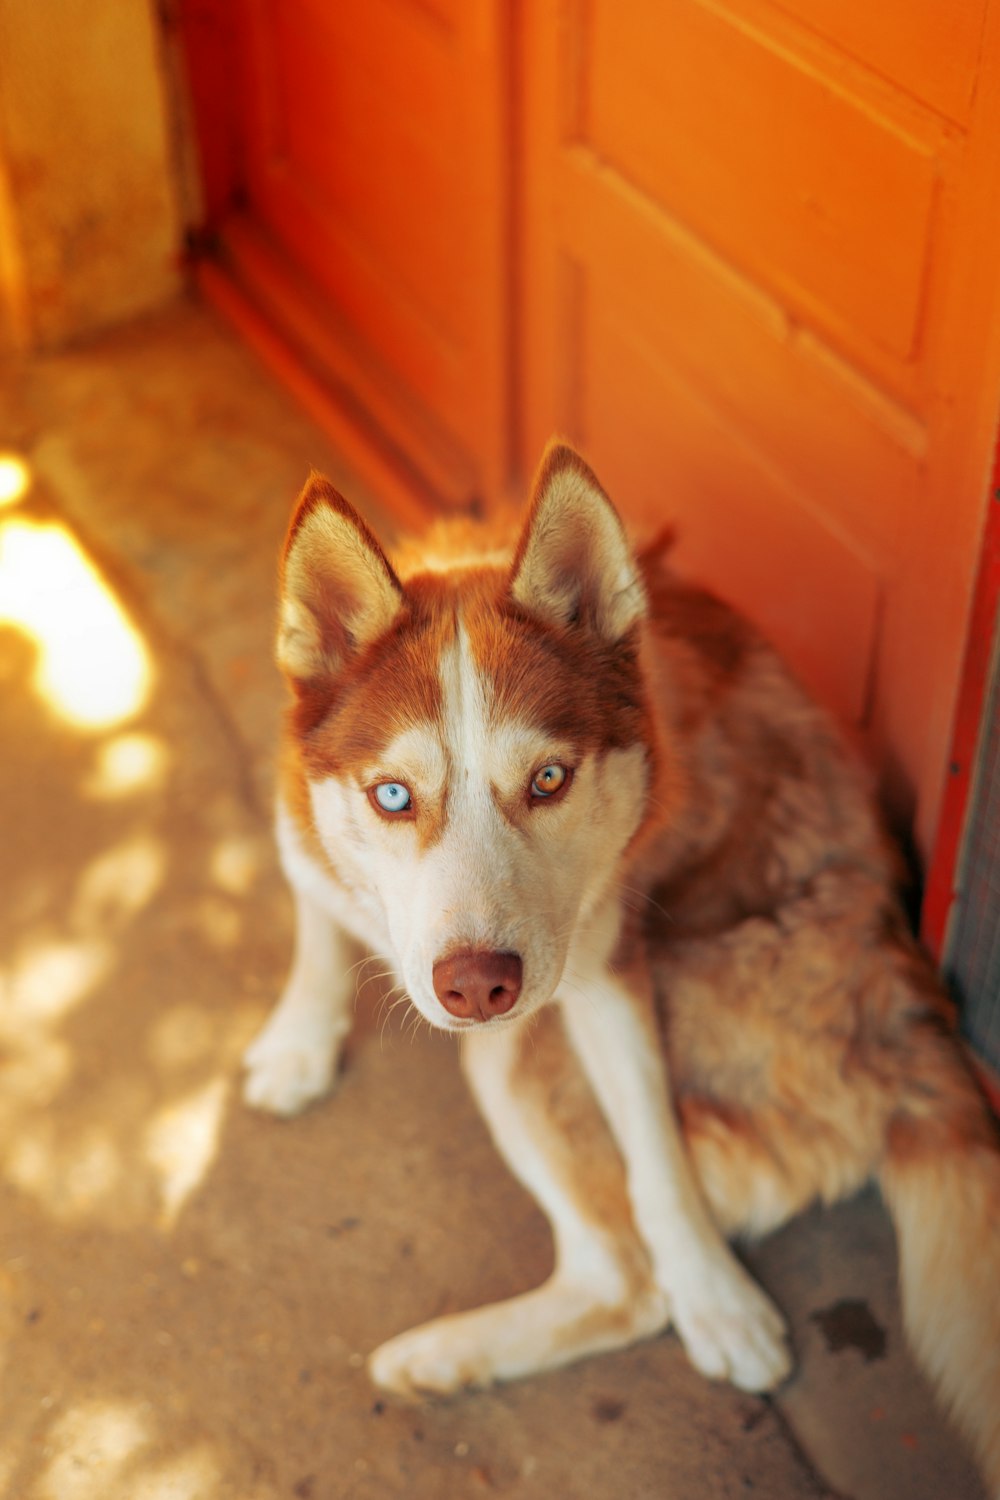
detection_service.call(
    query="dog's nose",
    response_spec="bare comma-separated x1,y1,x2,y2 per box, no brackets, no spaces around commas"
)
432,950,523,1022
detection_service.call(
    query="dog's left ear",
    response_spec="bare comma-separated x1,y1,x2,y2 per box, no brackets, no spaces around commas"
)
509,444,646,640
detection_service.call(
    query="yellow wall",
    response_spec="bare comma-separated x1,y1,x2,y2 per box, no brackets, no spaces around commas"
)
0,0,181,350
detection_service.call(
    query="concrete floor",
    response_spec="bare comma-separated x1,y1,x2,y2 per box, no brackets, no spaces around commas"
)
0,298,987,1500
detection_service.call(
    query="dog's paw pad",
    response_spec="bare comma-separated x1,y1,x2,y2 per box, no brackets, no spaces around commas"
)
672,1267,792,1393
242,1029,338,1117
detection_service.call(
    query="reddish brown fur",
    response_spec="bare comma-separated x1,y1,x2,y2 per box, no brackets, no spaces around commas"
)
292,575,650,774
273,459,1000,1492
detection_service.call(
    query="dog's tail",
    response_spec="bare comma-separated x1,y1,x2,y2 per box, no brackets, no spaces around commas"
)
878,1028,1000,1497
680,958,1000,1495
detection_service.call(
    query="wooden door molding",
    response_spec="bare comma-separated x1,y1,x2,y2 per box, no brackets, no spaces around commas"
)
178,0,513,518
924,434,1000,957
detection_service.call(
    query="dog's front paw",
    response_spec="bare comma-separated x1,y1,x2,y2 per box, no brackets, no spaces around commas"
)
368,1319,491,1399
242,1008,343,1117
670,1256,792,1394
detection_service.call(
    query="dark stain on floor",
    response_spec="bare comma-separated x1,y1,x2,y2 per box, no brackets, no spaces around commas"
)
592,1397,627,1423
810,1299,888,1362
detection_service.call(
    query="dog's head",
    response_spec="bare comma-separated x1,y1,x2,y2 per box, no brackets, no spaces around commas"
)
278,444,660,1031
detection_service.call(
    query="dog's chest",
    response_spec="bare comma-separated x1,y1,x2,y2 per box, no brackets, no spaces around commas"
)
275,798,391,953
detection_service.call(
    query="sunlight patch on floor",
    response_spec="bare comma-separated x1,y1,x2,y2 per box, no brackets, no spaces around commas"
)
0,1031,71,1115
144,1076,230,1228
0,832,169,1192
71,834,166,932
0,835,165,1034
4,1121,125,1219
125,1445,222,1500
3,936,113,1026
85,732,171,799
38,1402,151,1500
0,819,238,1228
1,1065,230,1229
147,1005,217,1072
0,940,103,1134
34,1401,221,1500
0,452,31,509
0,516,152,730
210,833,265,895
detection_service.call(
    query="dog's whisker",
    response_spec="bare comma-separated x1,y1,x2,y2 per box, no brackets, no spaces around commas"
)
617,881,675,925
379,992,410,1050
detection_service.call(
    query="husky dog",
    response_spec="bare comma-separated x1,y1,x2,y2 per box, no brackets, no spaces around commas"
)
244,443,1000,1493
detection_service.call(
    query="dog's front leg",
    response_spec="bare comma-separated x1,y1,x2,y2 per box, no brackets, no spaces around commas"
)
559,940,791,1393
369,1017,670,1397
243,875,355,1117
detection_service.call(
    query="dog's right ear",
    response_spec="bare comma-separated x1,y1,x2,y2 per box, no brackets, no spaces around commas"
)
510,443,646,641
277,474,403,682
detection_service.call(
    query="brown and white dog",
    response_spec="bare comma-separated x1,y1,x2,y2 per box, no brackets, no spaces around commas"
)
244,443,1000,1493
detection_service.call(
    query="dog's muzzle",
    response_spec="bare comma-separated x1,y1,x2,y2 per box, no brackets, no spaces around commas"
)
431,949,523,1022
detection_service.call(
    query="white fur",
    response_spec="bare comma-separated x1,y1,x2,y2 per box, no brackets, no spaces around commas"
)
303,624,649,1032
246,615,788,1392
369,1020,670,1395
559,902,791,1391
242,807,372,1115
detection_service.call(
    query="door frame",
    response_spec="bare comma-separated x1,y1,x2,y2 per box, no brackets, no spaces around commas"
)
924,431,1000,956
175,0,515,525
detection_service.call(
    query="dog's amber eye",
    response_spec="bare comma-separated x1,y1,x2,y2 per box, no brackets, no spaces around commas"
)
529,763,569,800
370,781,412,815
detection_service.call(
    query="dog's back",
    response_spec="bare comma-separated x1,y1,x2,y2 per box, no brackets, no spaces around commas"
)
623,549,1000,1491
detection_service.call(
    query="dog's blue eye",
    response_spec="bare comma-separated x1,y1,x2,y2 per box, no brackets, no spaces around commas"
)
530,764,568,799
373,781,411,814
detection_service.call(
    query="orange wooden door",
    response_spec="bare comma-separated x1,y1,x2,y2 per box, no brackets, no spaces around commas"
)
180,0,511,515
519,0,1000,857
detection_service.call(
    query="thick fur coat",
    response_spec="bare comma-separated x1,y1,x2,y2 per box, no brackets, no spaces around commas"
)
244,445,1000,1495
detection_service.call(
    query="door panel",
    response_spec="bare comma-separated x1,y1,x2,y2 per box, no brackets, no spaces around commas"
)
522,0,1000,853
556,159,922,558
588,1,937,362
771,0,986,122
586,296,880,721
